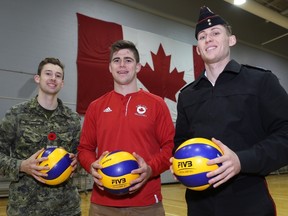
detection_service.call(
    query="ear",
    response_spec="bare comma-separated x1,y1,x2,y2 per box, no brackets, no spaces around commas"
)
34,74,40,83
136,63,141,73
109,63,112,73
60,80,64,88
229,35,237,47
196,46,201,55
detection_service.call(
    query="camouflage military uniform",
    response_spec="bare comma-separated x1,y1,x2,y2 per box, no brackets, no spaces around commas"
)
0,96,81,216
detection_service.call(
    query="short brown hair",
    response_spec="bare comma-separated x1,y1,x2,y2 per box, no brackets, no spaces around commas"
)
37,57,65,80
109,40,140,63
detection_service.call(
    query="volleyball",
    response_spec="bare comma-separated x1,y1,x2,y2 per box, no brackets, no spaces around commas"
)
37,147,73,185
98,150,140,195
172,138,223,191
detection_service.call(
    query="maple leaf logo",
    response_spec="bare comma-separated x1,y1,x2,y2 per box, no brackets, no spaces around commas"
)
138,44,187,102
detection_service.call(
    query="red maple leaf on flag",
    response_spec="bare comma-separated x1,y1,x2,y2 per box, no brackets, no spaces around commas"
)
138,44,187,102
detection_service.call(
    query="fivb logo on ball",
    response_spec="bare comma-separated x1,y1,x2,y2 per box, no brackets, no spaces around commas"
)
177,160,193,170
112,177,127,185
98,150,140,195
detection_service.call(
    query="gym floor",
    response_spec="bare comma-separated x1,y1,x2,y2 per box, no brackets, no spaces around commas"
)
0,174,287,216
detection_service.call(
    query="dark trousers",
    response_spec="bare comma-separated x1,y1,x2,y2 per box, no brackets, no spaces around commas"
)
186,177,276,216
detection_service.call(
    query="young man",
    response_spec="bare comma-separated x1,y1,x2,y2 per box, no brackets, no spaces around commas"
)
173,6,288,216
0,58,81,216
77,40,174,216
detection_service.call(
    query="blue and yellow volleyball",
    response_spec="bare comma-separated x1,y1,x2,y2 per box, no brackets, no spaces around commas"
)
37,147,72,185
98,150,140,195
172,138,223,191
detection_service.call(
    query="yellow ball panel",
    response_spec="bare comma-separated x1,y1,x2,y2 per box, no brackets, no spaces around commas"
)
100,151,137,168
188,184,210,191
40,166,73,185
37,148,69,173
98,169,139,190
172,157,219,177
177,138,223,155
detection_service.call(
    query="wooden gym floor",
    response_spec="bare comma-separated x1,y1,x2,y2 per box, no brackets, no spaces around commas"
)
0,174,287,216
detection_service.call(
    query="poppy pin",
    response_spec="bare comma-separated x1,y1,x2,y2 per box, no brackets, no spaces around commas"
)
48,132,57,141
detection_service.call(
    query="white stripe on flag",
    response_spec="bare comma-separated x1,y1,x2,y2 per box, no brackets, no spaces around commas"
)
123,26,195,122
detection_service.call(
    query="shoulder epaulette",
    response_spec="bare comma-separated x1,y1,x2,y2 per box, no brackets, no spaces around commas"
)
180,82,194,92
242,64,271,72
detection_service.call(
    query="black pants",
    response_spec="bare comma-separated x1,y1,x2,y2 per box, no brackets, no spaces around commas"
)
186,177,276,216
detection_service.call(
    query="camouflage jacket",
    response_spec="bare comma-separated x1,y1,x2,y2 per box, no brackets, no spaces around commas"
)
0,96,81,216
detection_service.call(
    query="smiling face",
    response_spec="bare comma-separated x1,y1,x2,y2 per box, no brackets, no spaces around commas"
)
34,63,64,96
196,24,236,65
109,48,141,87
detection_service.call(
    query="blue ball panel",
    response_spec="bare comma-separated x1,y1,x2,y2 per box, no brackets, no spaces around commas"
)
174,144,222,160
41,147,56,157
45,154,71,180
107,150,122,156
177,172,210,188
104,187,130,195
102,160,138,177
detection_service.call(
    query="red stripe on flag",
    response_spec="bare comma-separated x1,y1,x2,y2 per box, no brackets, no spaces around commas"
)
193,46,204,80
76,13,123,114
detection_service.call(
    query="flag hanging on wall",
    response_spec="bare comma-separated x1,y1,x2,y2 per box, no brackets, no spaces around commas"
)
76,13,204,121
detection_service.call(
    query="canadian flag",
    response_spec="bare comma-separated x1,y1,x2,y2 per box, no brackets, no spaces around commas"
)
76,13,204,121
